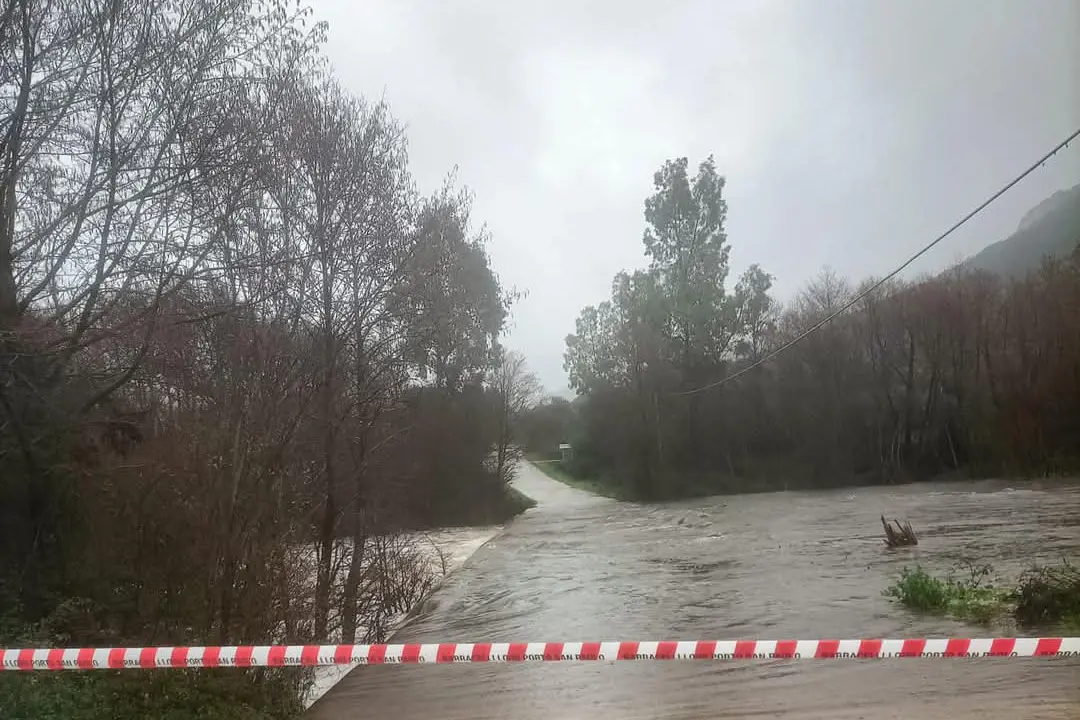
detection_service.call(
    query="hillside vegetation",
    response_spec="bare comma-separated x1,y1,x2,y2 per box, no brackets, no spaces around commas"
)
0,2,537,716
539,160,1080,501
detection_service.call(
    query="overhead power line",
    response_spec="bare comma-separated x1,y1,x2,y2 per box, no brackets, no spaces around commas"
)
672,125,1080,398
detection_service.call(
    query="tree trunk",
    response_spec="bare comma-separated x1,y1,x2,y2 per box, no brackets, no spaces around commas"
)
340,520,366,643
313,336,337,641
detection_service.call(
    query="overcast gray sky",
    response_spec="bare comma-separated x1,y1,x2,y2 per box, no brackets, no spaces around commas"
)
312,0,1080,395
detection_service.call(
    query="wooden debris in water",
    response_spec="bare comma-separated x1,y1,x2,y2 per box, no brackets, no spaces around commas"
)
881,515,918,547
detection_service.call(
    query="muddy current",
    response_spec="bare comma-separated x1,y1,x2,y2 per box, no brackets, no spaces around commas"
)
308,464,1080,719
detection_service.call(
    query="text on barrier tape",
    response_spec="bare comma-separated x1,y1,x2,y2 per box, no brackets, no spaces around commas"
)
2,638,1078,670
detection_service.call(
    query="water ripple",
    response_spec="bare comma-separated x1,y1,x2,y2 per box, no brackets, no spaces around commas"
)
309,470,1080,719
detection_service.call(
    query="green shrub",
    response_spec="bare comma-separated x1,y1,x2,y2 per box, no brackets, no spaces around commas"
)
884,564,1008,624
0,668,307,720
1012,561,1080,628
886,560,1080,629
885,566,952,611
0,617,307,720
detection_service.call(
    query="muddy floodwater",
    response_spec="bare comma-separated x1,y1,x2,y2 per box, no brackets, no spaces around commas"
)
308,464,1080,719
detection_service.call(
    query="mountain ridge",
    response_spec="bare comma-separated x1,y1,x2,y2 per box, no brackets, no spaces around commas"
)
961,182,1080,277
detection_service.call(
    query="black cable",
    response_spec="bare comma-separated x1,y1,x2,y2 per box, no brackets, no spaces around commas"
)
671,125,1080,397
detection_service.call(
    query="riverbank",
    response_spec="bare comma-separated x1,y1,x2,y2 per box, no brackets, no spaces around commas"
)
526,453,878,501
306,462,599,717
529,454,1080,504
527,458,632,500
306,468,552,708
513,460,608,506
305,525,505,707
0,486,534,720
885,562,1080,631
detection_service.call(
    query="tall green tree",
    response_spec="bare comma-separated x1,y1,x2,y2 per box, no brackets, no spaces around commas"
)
733,264,777,361
642,156,736,373
564,299,621,394
406,182,509,391
563,157,1080,500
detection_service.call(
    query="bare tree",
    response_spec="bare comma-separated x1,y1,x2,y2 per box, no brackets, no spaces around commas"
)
0,0,319,624
492,350,541,483
1,8,526,716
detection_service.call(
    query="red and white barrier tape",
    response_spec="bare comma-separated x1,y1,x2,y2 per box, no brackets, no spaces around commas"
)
2,638,1078,670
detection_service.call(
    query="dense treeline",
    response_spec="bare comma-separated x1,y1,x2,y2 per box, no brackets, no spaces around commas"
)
559,156,1080,500
519,396,576,458
0,1,535,715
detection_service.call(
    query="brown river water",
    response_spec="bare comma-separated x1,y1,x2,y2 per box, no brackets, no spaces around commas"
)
308,464,1080,719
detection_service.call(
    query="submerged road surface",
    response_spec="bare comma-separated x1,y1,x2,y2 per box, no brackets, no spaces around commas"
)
308,465,1080,719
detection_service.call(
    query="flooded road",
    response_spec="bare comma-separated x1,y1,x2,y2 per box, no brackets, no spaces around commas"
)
309,465,1080,719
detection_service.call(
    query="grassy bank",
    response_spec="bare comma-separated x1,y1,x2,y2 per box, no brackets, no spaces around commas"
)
0,592,309,719
525,454,835,501
409,482,537,529
528,450,1079,504
526,456,631,500
885,561,1080,630
0,662,305,720
507,485,539,512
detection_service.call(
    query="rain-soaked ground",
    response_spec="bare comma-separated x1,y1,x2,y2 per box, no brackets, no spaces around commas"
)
308,463,1080,719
